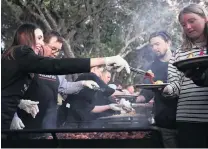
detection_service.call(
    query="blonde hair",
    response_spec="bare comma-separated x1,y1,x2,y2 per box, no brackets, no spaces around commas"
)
178,4,208,51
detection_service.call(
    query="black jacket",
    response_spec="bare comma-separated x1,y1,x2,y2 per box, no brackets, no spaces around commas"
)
57,73,115,128
17,74,60,129
192,68,208,87
1,45,90,129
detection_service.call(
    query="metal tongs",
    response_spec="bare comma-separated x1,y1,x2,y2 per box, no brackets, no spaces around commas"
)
130,66,155,84
130,66,147,75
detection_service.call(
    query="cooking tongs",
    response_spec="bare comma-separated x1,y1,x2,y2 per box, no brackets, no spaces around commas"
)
130,66,155,84
129,67,147,75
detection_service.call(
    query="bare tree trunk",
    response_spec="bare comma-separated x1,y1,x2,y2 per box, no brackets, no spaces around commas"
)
62,39,78,81
62,38,75,58
92,0,101,56
92,15,100,55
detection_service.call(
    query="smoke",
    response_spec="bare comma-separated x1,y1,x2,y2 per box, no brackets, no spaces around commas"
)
132,1,178,41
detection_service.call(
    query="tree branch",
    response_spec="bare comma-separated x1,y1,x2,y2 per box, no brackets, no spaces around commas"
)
64,29,77,41
62,38,75,58
42,6,58,30
27,8,52,30
4,0,23,24
118,35,141,56
57,19,65,32
73,1,113,27
120,42,148,58
31,2,45,18
12,0,52,30
125,25,134,43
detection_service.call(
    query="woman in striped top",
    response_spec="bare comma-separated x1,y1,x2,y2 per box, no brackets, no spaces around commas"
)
163,4,208,148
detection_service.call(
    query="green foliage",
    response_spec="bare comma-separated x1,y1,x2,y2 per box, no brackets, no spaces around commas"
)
1,0,207,84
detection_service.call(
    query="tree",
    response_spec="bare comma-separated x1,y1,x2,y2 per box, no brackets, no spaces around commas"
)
2,0,207,84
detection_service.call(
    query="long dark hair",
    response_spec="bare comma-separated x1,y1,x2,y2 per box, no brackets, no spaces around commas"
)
2,23,40,59
178,4,208,51
12,23,39,47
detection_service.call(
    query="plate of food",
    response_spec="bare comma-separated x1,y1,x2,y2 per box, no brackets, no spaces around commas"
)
134,80,169,89
173,55,208,72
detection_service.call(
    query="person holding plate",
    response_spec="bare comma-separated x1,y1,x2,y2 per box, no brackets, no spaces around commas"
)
163,4,208,148
136,31,178,148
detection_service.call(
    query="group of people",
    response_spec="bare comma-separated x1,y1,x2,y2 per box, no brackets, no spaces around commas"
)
1,23,130,129
137,4,208,148
1,3,208,148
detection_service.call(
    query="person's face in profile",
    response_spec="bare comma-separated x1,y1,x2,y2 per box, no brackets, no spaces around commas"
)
102,72,111,84
34,28,44,55
44,36,63,58
150,36,170,58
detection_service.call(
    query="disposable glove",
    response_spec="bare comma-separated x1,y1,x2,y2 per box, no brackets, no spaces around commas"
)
105,55,130,74
10,113,25,130
18,100,39,118
109,104,122,111
82,80,99,89
162,85,174,97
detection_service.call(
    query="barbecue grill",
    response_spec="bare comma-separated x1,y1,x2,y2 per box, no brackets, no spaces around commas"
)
97,113,151,128
2,127,164,148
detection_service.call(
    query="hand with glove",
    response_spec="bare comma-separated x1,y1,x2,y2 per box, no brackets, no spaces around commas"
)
119,98,134,111
109,104,122,111
105,55,130,74
162,85,174,97
81,80,100,89
119,98,131,108
18,100,39,118
10,113,25,130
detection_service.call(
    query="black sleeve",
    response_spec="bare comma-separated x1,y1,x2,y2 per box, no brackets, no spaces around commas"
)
192,68,208,87
140,89,154,103
14,46,90,74
66,88,97,113
94,78,115,97
77,73,115,97
204,69,208,86
77,95,95,113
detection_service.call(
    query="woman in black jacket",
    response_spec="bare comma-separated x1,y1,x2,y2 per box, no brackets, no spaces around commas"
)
1,23,130,129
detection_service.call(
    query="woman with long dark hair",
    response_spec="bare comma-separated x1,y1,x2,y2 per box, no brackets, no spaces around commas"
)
1,23,130,130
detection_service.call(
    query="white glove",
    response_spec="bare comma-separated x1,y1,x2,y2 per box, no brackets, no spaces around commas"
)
120,110,127,114
10,113,25,130
119,98,131,108
105,55,130,74
57,93,64,105
82,80,100,89
162,85,174,97
18,100,39,118
109,104,122,111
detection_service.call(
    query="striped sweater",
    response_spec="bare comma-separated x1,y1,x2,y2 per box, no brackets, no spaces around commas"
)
167,45,208,123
